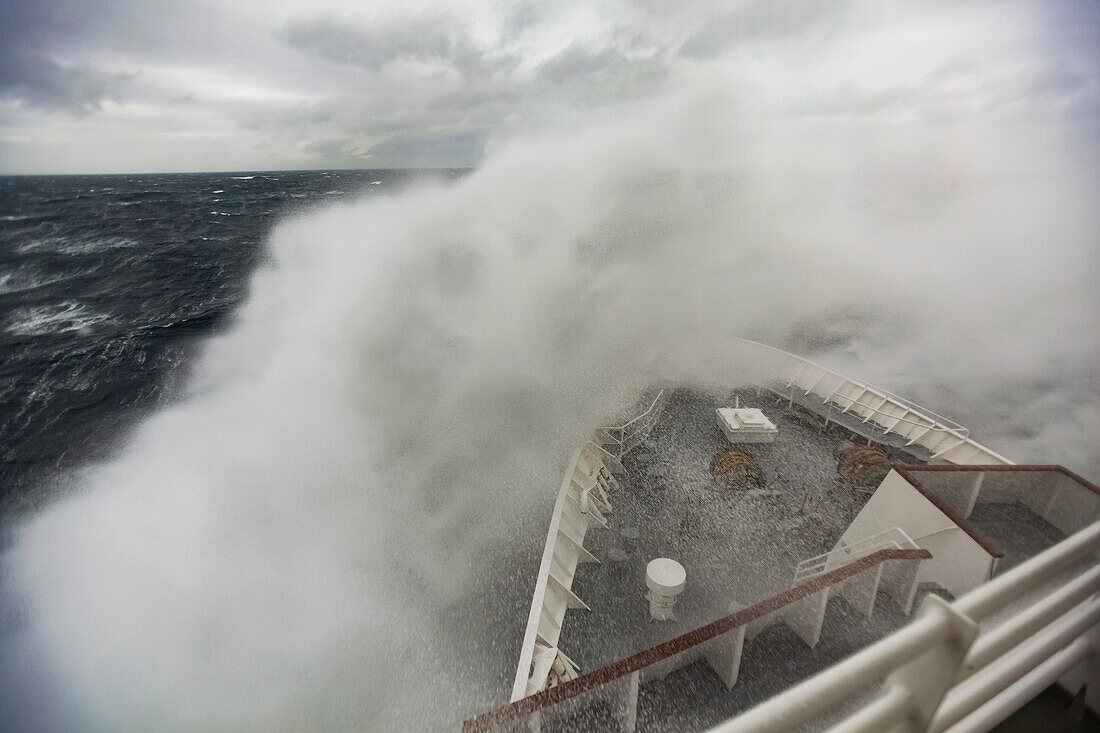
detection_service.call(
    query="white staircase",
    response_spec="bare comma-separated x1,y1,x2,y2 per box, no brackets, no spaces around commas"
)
596,389,668,459
793,526,920,584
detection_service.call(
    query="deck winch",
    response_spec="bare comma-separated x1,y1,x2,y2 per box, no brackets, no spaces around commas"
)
834,441,891,496
710,449,766,490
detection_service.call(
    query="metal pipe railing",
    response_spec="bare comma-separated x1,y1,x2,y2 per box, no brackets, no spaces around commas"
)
714,611,955,733
829,687,913,733
818,391,970,439
736,336,971,436
942,637,1095,733
794,527,917,582
708,520,1100,733
598,389,666,458
607,388,666,433
929,599,1100,731
960,564,1100,677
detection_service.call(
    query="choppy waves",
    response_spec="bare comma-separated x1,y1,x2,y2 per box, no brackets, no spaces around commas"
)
4,301,114,336
16,235,142,256
0,265,75,296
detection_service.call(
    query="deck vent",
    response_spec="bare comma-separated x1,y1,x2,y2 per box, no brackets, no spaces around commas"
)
645,558,686,621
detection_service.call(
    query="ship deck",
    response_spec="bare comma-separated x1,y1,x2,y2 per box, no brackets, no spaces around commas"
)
565,387,910,673
545,387,1071,731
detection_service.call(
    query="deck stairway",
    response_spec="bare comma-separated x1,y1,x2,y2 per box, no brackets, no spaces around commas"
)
791,527,924,616
595,389,668,460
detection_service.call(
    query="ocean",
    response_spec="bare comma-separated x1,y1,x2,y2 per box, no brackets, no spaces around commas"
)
0,170,462,519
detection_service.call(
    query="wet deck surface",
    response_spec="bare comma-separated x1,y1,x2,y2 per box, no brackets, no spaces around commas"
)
564,388,881,673
968,502,1067,575
538,387,1074,732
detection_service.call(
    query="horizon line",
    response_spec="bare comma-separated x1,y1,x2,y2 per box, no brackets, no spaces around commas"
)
0,166,478,178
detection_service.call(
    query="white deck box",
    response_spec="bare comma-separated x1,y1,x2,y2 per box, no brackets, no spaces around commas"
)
716,407,778,444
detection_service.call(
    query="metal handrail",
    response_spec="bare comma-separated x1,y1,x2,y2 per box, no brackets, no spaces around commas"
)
738,337,971,440
466,548,932,732
793,527,918,583
708,520,1100,733
779,383,972,451
600,389,666,438
762,345,971,436
598,389,667,457
818,394,969,439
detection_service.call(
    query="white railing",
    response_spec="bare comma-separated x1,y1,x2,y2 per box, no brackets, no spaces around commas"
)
509,441,619,701
708,519,1100,733
597,389,668,459
510,389,672,703
729,338,1014,465
793,527,919,584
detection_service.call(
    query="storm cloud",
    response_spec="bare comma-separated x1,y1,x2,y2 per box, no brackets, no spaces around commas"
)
0,0,1096,173
0,50,134,114
0,0,141,113
281,14,511,80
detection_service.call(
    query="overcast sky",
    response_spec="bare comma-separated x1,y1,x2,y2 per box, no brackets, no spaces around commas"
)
0,0,1096,174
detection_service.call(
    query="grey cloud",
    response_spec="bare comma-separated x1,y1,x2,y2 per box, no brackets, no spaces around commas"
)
282,17,439,70
0,50,134,114
536,40,669,99
499,0,563,40
238,105,333,132
0,0,140,113
281,15,510,79
1064,93,1100,121
300,136,372,167
0,0,114,50
680,0,848,58
1028,65,1086,97
0,0,256,63
788,55,1100,124
789,83,918,119
539,42,627,83
365,128,487,168
427,86,521,113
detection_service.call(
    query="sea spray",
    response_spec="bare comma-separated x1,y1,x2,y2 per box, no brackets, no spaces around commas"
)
2,7,1098,732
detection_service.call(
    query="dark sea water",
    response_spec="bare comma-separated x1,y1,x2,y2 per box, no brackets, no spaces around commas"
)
0,170,463,520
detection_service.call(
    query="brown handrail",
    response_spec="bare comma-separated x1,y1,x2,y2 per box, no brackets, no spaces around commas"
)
891,465,1006,558
463,547,932,732
894,464,1100,496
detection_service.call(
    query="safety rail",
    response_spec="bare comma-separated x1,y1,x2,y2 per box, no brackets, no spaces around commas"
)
510,387,676,703
759,340,969,434
731,338,1013,465
895,464,1100,538
509,442,620,702
596,389,668,459
466,548,932,732
708,519,1100,733
794,527,919,584
773,381,978,461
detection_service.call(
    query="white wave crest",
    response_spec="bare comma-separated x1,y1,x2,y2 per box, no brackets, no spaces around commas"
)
4,301,113,336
